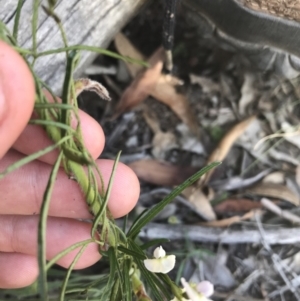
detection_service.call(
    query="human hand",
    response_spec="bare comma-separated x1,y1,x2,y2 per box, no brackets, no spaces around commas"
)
0,41,140,289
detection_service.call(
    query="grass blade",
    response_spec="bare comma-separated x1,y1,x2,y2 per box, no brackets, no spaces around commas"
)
127,162,221,238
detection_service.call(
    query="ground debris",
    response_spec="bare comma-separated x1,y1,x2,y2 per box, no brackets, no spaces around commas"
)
81,1,300,299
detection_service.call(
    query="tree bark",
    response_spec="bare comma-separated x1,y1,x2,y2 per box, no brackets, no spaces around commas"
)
2,0,150,92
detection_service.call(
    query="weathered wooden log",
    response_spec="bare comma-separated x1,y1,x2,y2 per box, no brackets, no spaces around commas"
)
2,0,150,92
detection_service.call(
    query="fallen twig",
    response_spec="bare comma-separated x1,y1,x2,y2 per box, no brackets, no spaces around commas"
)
255,214,300,299
261,197,300,225
224,270,263,301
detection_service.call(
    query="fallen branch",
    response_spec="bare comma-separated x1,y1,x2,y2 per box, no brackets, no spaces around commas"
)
139,223,300,245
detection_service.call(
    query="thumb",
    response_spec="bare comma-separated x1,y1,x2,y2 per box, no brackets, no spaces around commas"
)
0,41,35,159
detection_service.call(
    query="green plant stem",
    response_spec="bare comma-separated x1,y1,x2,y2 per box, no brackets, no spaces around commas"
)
36,45,148,67
13,0,25,42
31,0,40,62
37,151,63,301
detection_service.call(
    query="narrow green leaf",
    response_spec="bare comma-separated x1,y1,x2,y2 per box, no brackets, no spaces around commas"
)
12,46,32,55
128,162,221,238
92,162,105,198
175,257,187,284
140,239,170,250
157,274,182,300
61,50,79,138
32,0,40,59
110,277,121,301
36,45,149,67
77,274,109,297
0,21,16,45
59,243,89,301
29,119,76,133
34,103,74,110
126,208,149,235
47,0,58,10
100,247,117,301
13,0,25,42
37,151,63,301
46,239,94,271
123,259,132,301
0,135,71,179
114,248,124,290
91,151,121,237
117,246,146,260
122,214,128,233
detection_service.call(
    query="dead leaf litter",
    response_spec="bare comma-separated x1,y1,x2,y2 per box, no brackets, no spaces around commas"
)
79,2,300,300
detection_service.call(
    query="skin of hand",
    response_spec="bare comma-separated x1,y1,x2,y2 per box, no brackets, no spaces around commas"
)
0,41,140,289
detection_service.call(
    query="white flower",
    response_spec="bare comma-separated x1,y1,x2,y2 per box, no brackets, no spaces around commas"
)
196,281,214,298
144,246,176,274
153,246,166,258
180,278,214,301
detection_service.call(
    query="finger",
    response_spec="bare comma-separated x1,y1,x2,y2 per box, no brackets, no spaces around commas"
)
13,108,105,164
0,215,100,269
0,41,35,158
0,252,38,289
0,150,139,218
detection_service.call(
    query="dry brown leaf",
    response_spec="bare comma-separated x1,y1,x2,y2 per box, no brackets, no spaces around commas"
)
114,33,145,77
143,110,178,159
151,74,199,135
143,109,161,133
114,34,199,135
152,131,177,160
128,159,198,186
114,47,165,117
262,171,285,184
246,182,300,206
199,210,259,227
214,199,262,214
75,78,111,101
200,115,256,186
189,74,220,94
182,186,216,221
